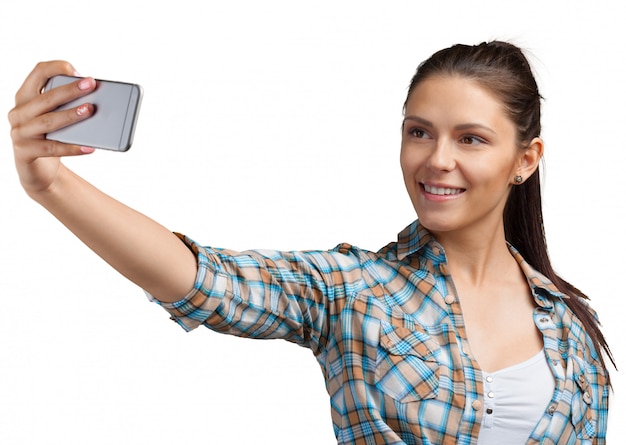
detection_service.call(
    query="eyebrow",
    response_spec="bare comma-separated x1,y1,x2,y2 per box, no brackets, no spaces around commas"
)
403,115,496,135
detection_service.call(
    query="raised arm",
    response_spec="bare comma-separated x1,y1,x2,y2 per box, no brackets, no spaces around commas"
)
8,61,196,302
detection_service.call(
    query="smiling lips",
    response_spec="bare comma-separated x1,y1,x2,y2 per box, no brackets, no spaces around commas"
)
422,183,465,197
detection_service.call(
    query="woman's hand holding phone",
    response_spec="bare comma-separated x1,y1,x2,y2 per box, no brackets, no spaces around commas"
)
8,60,96,198
8,60,197,302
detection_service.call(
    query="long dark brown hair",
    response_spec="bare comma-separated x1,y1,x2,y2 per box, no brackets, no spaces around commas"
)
404,41,614,376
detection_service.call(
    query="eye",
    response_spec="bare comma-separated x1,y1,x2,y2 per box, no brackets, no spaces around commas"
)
459,135,487,145
407,127,431,139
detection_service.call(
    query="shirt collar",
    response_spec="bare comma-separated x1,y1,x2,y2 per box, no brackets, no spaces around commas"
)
396,220,434,261
506,243,569,307
396,220,568,308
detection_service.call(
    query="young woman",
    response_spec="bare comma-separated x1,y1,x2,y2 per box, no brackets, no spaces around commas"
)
9,41,612,444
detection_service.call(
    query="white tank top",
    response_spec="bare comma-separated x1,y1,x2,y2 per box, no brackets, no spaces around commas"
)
476,350,555,444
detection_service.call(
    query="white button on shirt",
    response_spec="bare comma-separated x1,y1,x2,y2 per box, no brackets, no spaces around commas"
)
477,350,555,444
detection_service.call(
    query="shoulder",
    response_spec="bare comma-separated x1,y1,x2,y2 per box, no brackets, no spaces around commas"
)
548,295,607,373
332,240,400,263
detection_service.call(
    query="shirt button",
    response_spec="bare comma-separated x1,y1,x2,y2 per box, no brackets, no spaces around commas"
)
485,376,493,383
547,404,557,415
583,392,592,404
444,295,456,304
472,400,482,411
487,391,495,399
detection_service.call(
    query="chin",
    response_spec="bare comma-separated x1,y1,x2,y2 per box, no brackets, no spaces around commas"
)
415,215,458,234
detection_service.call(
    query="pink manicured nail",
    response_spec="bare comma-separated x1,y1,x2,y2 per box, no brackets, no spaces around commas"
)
80,146,95,154
78,78,92,90
76,104,89,116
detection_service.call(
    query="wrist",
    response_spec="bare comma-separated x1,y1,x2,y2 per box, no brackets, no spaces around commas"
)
27,163,73,207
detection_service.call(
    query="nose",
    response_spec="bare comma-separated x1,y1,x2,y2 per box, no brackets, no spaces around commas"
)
426,138,456,172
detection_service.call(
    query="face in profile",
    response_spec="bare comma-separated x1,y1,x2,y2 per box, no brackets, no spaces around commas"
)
400,75,526,238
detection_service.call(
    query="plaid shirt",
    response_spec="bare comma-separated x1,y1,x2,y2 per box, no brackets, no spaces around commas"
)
151,220,609,444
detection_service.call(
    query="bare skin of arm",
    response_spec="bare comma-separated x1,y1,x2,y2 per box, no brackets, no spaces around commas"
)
9,61,197,303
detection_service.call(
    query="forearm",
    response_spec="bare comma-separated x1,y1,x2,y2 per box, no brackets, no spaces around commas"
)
32,164,197,302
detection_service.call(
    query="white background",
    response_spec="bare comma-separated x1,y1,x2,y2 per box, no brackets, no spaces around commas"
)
1,0,623,443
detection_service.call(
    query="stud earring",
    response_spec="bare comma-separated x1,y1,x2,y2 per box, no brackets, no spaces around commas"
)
514,175,523,184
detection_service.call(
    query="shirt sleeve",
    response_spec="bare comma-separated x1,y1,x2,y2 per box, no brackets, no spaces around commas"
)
147,233,365,353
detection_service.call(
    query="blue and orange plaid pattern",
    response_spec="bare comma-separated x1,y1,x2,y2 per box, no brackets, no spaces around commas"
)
150,220,609,444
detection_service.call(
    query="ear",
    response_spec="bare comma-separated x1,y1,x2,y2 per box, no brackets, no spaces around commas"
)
514,137,543,183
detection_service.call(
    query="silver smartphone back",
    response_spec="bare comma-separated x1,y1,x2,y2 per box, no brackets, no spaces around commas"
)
44,75,142,152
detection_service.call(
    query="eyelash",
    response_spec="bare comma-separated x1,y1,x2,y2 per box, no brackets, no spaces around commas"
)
406,127,488,145
459,135,488,145
407,127,430,139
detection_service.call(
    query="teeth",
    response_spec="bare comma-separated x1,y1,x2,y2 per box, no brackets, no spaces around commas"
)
424,184,463,195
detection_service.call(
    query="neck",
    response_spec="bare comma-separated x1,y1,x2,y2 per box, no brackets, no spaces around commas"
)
431,222,518,288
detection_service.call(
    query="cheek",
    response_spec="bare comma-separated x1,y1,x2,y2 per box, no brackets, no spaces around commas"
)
399,149,416,190
461,151,517,181
399,147,409,174
399,157,418,192
399,145,420,175
463,163,514,194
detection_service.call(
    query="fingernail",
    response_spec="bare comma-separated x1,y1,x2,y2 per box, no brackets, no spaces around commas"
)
76,104,90,116
80,146,95,154
78,78,92,91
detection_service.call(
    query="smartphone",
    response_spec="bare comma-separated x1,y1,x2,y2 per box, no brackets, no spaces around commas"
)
44,75,143,152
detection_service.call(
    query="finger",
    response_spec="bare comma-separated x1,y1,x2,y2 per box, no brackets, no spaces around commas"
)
28,77,97,125
9,76,96,132
39,76,96,114
15,60,78,106
14,137,95,162
12,102,94,144
41,140,96,158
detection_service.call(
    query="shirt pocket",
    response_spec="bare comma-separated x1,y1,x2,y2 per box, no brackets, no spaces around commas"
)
374,320,440,403
570,356,597,440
